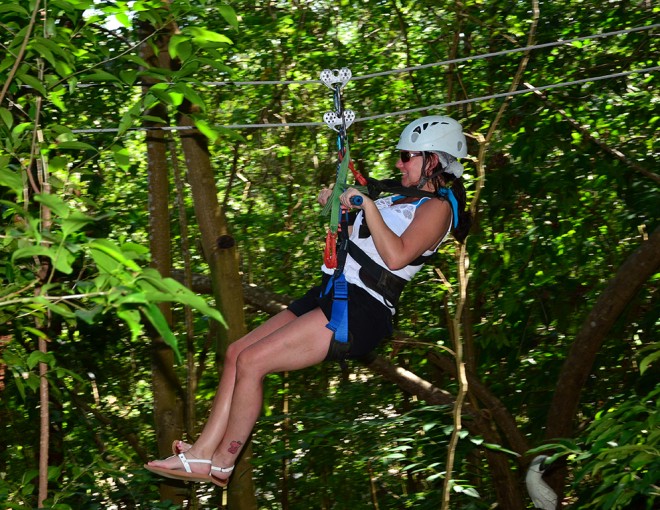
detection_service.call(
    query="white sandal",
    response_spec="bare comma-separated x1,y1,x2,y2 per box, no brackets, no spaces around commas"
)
144,452,212,483
210,465,235,487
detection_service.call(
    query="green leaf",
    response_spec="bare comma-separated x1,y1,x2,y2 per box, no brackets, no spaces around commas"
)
140,115,168,124
119,69,138,86
147,85,183,107
89,245,121,274
175,82,205,109
75,305,103,325
117,308,142,341
168,34,193,61
22,326,49,339
16,72,47,96
114,11,131,28
639,349,660,375
24,372,41,392
47,465,62,481
82,70,121,83
185,27,233,46
56,141,97,151
139,270,225,326
218,5,239,30
381,453,406,460
140,303,182,363
111,145,131,170
12,245,74,274
114,291,149,305
29,41,57,72
27,350,54,369
34,193,70,217
48,87,68,111
89,239,141,272
0,107,13,129
0,3,29,15
61,211,94,238
0,167,23,196
47,157,68,173
482,442,521,456
194,118,219,143
11,370,26,400
44,300,76,319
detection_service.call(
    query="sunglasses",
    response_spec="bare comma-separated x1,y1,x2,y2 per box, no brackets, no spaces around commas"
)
400,151,423,163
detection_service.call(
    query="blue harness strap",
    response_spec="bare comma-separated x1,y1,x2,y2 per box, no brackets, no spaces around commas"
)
437,187,459,228
324,272,349,343
322,207,352,345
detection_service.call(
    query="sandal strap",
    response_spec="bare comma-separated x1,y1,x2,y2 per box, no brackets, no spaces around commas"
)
178,452,212,473
211,465,235,474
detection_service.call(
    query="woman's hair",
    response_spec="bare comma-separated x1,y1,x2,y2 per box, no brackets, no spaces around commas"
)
422,153,473,243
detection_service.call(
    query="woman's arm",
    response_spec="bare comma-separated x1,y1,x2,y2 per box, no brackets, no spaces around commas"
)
340,188,451,271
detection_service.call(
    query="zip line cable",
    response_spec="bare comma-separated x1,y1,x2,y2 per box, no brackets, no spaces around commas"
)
51,23,659,133
70,65,659,134
353,23,659,83
72,23,658,89
357,65,659,123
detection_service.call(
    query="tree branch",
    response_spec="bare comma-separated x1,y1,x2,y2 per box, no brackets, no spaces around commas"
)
427,351,530,456
546,225,660,440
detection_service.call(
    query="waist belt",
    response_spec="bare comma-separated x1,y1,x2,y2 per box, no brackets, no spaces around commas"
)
347,241,410,307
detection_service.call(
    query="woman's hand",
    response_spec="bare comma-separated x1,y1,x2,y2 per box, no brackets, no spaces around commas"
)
317,186,333,206
339,188,367,209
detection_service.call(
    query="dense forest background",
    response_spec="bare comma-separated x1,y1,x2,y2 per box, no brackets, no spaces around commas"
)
0,0,658,509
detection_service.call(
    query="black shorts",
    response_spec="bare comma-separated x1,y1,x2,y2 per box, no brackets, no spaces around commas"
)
288,273,393,361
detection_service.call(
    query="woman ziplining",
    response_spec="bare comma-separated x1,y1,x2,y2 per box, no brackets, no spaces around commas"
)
143,112,473,487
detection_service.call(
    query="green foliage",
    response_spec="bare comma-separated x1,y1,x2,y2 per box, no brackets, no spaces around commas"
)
572,388,659,509
1,0,658,508
0,190,224,362
533,385,659,510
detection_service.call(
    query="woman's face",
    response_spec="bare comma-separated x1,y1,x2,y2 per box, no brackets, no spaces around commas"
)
396,150,425,187
397,151,441,189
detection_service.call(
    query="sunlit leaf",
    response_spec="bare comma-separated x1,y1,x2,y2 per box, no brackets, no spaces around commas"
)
140,302,181,363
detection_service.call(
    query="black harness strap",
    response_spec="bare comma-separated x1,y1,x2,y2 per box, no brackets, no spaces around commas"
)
346,178,445,307
366,177,436,201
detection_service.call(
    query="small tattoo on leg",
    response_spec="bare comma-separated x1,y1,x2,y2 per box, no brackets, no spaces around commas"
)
228,440,243,454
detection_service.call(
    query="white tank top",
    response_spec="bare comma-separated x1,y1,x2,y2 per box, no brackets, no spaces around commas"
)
322,195,452,313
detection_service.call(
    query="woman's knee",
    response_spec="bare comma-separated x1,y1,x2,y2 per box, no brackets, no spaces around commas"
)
225,341,245,368
234,347,268,381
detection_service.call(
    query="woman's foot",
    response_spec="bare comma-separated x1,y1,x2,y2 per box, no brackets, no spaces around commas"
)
172,439,193,455
144,451,212,482
210,464,234,487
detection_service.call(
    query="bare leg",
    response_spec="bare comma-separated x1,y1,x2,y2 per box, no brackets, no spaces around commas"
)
147,309,301,474
190,310,300,453
207,307,333,482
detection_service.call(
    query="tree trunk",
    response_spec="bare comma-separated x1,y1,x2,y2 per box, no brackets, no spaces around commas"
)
139,15,185,504
176,109,258,509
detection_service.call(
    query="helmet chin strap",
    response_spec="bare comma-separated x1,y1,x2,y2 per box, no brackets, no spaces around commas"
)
416,154,446,190
415,153,433,189
417,169,444,190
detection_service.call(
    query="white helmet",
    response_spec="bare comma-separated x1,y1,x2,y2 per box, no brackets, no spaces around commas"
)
396,115,468,158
